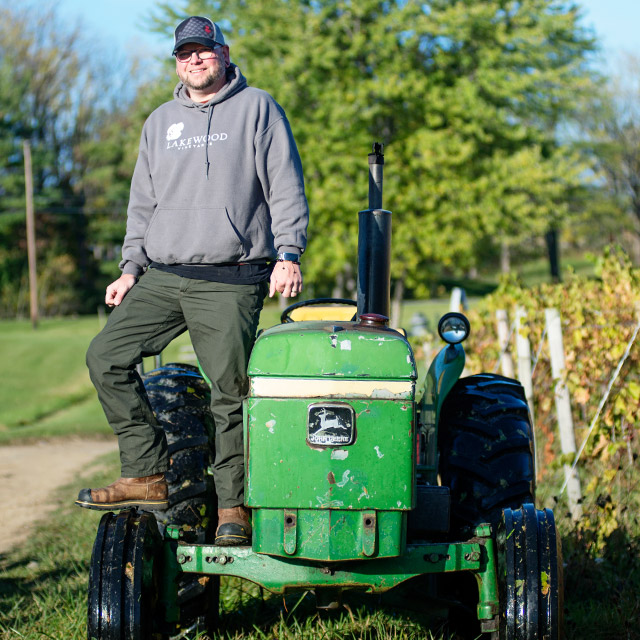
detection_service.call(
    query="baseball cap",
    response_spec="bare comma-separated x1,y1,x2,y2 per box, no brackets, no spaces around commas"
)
172,16,225,55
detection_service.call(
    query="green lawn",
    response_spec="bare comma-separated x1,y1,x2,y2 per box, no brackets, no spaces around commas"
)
0,300,455,444
0,304,286,444
0,297,638,638
0,454,454,640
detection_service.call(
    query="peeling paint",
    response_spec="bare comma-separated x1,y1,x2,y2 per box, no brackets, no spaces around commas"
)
336,470,351,487
265,419,276,433
251,377,413,398
357,335,390,342
374,446,384,459
331,449,349,460
316,494,345,508
330,335,337,348
340,339,352,351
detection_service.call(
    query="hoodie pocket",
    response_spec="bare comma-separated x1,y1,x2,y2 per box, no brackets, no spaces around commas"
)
144,207,244,264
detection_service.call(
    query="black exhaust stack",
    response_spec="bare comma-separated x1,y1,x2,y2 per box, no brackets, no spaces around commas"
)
357,143,392,319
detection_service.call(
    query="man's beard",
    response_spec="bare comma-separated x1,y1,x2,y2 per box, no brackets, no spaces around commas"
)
180,65,226,92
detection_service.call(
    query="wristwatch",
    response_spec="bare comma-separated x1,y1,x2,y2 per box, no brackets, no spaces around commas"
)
277,252,300,264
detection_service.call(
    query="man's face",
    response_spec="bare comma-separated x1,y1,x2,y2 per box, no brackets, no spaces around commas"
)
175,42,230,94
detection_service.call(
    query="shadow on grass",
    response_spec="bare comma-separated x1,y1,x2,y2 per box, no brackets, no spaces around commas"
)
562,521,640,640
0,554,89,599
212,577,462,640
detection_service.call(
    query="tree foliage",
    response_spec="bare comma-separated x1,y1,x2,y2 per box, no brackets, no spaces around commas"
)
581,53,640,262
466,246,640,482
464,247,640,636
146,0,599,297
0,1,609,315
0,4,122,315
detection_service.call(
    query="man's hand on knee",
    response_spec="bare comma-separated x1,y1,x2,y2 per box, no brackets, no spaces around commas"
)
106,274,138,307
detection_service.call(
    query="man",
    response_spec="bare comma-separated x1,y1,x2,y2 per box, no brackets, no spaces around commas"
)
75,16,309,547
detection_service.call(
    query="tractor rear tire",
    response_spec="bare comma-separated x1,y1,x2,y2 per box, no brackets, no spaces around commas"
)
88,510,161,639
142,363,216,537
142,363,219,638
496,505,563,639
438,373,535,533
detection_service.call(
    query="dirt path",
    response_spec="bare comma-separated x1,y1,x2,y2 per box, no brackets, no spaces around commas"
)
0,438,118,555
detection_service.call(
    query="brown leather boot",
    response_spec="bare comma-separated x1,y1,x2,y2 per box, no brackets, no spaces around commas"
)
214,506,251,546
75,474,168,511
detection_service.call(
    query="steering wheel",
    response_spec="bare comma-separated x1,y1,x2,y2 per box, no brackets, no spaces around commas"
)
280,298,357,324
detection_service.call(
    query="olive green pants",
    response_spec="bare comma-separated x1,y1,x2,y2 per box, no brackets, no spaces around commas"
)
86,267,268,508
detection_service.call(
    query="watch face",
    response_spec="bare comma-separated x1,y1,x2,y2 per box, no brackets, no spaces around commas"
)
278,252,300,262
307,403,355,446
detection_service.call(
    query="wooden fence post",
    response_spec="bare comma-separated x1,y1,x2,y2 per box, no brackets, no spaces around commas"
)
515,307,537,470
450,287,464,312
545,308,582,520
515,307,535,423
496,309,515,378
23,140,38,329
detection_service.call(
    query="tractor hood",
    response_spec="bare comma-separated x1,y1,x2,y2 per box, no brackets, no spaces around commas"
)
248,320,417,383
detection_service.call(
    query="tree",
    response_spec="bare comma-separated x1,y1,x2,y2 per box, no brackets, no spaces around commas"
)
77,74,177,289
145,0,599,297
0,3,134,316
583,53,640,263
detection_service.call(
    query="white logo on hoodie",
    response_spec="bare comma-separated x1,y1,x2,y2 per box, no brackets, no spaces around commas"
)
166,123,184,141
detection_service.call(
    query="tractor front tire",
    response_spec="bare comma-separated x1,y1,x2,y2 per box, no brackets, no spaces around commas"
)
88,510,161,639
496,505,563,639
438,373,535,532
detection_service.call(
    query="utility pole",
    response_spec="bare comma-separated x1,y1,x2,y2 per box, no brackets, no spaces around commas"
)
23,140,38,328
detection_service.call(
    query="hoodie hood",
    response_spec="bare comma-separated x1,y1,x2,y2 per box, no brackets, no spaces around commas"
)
173,64,248,178
173,63,248,111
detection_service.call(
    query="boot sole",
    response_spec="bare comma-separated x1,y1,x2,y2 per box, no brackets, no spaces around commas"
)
74,498,168,511
214,534,251,546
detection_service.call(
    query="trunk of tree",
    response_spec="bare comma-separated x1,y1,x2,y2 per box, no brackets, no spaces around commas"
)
622,229,640,265
332,268,345,299
500,241,511,274
391,276,404,329
545,229,561,283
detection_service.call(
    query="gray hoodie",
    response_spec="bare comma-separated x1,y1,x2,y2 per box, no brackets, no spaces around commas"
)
119,65,309,276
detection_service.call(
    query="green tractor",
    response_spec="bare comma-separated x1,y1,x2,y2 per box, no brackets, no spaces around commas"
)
87,145,562,639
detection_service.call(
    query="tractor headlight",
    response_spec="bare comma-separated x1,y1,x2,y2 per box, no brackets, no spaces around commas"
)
438,312,470,345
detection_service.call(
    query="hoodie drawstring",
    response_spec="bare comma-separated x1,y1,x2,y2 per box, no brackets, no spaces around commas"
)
205,103,215,180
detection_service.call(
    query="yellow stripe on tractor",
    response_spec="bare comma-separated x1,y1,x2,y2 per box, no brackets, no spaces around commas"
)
288,305,356,322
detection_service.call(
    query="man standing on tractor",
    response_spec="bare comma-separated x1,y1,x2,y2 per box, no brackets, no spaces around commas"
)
75,16,309,547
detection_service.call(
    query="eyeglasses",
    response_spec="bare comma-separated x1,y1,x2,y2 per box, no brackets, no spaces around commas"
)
175,45,222,63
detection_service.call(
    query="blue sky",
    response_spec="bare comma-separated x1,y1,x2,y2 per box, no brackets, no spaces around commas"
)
58,0,640,71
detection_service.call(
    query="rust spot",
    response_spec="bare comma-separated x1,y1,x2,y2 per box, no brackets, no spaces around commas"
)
125,561,134,583
198,576,210,586
327,472,336,484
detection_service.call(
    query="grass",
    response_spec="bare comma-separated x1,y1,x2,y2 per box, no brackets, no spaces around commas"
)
2,457,640,640
0,453,118,640
0,305,286,445
5,457,639,640
0,299,453,444
0,453,455,640
2,296,639,638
